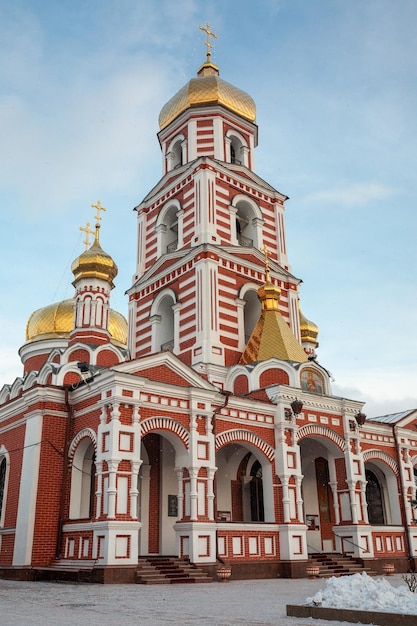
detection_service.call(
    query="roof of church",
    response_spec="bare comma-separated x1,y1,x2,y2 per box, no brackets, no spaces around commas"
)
25,298,128,347
299,307,319,346
367,409,416,424
239,280,307,365
71,223,118,288
158,60,256,130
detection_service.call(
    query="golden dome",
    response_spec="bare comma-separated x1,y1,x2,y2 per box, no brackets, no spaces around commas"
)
239,282,308,365
299,308,319,346
158,61,256,130
71,227,118,288
25,299,128,347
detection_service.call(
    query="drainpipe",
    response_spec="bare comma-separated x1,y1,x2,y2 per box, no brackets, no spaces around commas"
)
212,390,231,566
393,424,414,571
56,385,73,559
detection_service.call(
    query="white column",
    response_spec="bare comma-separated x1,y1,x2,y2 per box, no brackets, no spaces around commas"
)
176,208,184,248
130,461,142,520
172,304,181,353
241,145,250,167
359,480,369,524
150,314,162,352
181,139,187,165
189,468,199,521
155,224,166,258
347,479,359,524
166,151,174,172
281,476,291,523
176,468,184,520
229,205,239,245
207,468,216,521
329,481,340,525
295,475,304,522
224,136,232,162
95,460,103,520
107,461,118,519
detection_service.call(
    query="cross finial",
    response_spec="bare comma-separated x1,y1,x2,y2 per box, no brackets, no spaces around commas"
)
91,200,107,243
91,200,106,223
79,221,94,250
199,22,218,62
260,245,271,284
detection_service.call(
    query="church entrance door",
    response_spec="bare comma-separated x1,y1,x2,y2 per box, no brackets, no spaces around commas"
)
139,433,178,556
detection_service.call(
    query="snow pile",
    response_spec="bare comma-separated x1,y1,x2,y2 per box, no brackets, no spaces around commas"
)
307,572,417,615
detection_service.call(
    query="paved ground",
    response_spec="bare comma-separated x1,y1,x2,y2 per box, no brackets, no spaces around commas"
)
0,574,404,625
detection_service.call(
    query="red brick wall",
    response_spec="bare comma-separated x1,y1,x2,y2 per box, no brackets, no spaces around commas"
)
259,368,290,386
234,375,249,395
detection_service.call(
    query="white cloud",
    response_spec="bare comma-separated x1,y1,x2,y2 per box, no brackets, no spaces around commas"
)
300,182,394,208
332,366,417,418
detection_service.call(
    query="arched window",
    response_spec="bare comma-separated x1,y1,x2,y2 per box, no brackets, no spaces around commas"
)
243,288,261,342
233,197,262,248
366,468,385,525
250,460,264,522
171,140,183,168
0,458,7,524
70,440,96,519
156,200,182,257
166,135,186,172
226,130,248,166
150,288,177,353
240,453,264,522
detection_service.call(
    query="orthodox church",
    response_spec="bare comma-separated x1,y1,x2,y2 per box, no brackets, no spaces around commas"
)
1,30,417,583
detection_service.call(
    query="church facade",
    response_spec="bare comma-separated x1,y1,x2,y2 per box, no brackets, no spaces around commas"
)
1,45,417,582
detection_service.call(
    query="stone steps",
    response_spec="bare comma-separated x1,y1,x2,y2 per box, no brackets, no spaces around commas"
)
309,552,377,578
136,557,213,585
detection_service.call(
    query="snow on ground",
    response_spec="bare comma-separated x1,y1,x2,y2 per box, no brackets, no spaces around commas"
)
307,572,417,615
0,574,416,625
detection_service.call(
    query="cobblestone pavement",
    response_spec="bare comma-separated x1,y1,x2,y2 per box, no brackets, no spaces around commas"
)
0,574,399,625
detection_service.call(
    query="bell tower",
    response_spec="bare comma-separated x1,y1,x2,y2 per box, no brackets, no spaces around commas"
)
127,32,303,384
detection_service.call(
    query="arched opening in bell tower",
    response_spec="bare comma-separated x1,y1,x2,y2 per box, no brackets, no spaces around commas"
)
150,288,176,353
242,286,261,342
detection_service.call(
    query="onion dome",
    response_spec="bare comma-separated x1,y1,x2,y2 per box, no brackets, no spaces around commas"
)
239,281,307,365
158,60,256,131
299,308,319,348
25,299,127,347
71,224,118,288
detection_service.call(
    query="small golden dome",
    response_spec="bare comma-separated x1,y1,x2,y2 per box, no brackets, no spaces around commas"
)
25,299,127,347
158,61,256,130
239,280,308,365
71,228,118,288
299,309,319,346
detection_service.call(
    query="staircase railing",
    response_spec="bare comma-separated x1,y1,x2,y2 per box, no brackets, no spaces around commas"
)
338,536,370,555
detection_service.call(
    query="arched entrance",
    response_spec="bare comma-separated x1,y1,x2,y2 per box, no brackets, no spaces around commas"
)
138,430,187,556
215,442,273,523
363,460,401,526
299,436,343,553
365,468,385,525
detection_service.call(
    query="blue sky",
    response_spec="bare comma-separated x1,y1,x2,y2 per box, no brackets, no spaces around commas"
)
1,0,416,417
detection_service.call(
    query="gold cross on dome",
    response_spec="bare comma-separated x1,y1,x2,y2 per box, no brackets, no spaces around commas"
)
199,22,218,62
91,200,107,223
260,244,271,283
79,221,93,250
